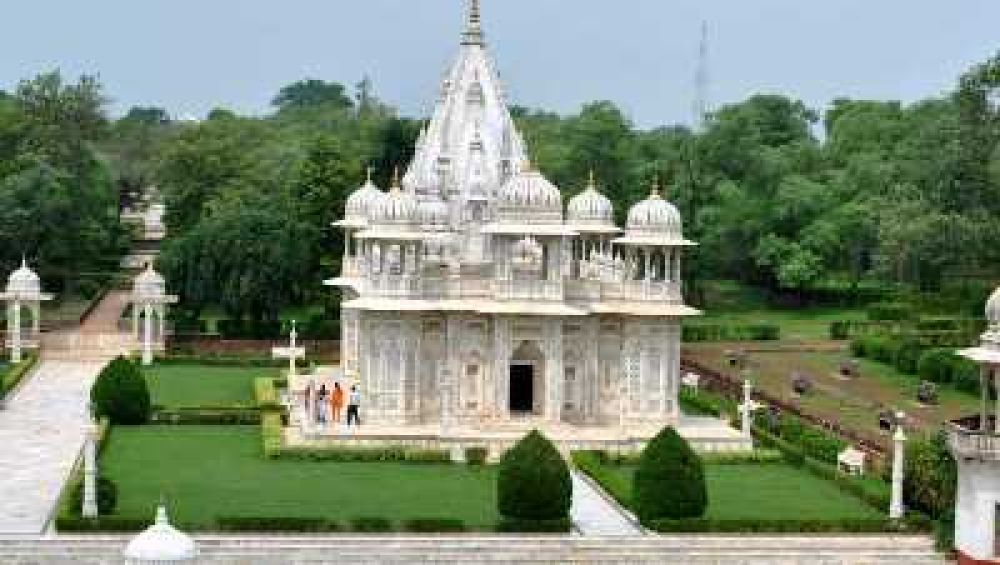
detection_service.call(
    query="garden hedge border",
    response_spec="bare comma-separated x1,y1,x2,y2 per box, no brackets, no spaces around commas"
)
0,352,39,399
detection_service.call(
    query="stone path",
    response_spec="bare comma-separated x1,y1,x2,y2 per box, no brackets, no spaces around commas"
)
0,360,105,534
0,291,127,534
570,470,642,536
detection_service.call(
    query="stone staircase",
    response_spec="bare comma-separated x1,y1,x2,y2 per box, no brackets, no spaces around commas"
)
0,534,943,563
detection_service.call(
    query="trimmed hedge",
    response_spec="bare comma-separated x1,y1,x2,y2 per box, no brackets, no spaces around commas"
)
495,518,572,533
157,355,307,368
55,516,151,532
0,353,39,398
254,377,283,411
683,323,780,342
216,516,333,532
150,408,262,425
867,302,912,322
68,477,118,516
261,412,283,456
465,447,488,466
572,451,633,508
497,431,571,523
648,517,904,533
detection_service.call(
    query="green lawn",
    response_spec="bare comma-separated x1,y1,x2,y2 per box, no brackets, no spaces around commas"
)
697,308,867,342
100,426,499,529
144,365,277,408
607,463,882,521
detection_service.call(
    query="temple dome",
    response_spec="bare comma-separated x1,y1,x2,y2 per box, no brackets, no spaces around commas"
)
371,173,418,226
134,264,166,299
123,505,197,562
567,173,614,226
497,165,562,223
344,173,386,225
626,184,683,238
6,259,40,296
987,286,1000,327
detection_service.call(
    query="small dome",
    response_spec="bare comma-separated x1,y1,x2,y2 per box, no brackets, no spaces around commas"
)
6,259,41,295
371,171,417,226
567,172,614,226
344,171,386,225
123,505,197,562
417,197,450,229
626,182,683,238
134,264,166,298
497,164,562,223
987,286,1000,327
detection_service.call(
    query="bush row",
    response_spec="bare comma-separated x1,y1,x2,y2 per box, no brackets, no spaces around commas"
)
156,355,307,368
866,302,913,322
916,349,981,393
682,323,780,342
150,408,262,426
851,335,982,394
0,352,38,398
850,334,925,375
579,448,783,468
213,315,339,340
754,412,845,465
254,377,283,411
271,447,453,463
215,516,468,533
647,517,910,533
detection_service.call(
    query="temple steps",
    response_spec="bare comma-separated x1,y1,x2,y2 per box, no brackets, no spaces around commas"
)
0,534,943,563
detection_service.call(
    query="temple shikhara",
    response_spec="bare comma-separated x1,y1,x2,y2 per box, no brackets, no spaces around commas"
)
325,0,707,440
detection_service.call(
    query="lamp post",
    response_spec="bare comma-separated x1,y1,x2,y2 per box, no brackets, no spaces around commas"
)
890,412,907,520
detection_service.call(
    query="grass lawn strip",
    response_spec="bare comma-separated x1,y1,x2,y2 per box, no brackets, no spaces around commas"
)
602,463,882,521
101,426,498,529
144,365,277,408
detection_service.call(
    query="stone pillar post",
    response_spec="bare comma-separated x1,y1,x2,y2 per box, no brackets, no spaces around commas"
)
82,423,99,518
142,302,153,366
890,419,907,519
994,368,1000,434
742,379,753,440
981,365,989,432
10,300,21,363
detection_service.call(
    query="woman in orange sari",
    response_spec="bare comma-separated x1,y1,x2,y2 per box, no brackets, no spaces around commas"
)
331,382,345,424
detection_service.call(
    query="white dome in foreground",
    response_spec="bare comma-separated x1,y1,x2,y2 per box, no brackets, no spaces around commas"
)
344,173,386,225
497,164,562,223
123,505,197,563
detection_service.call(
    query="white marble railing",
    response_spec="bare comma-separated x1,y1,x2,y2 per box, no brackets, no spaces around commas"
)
347,273,682,304
948,423,1000,460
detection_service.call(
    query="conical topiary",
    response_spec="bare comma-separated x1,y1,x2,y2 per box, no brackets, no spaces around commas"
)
90,356,151,425
497,430,572,521
634,426,707,523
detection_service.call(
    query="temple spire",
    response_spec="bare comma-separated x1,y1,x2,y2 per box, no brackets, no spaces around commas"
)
461,0,485,46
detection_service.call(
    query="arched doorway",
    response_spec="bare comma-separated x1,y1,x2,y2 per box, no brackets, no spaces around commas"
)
510,340,544,415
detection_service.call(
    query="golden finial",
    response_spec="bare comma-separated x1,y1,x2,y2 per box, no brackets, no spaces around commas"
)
390,166,401,191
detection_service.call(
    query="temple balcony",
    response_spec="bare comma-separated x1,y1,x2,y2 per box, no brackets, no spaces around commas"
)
948,417,1000,461
601,280,683,303
493,279,563,302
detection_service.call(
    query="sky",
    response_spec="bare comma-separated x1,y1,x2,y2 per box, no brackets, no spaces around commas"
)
1,0,998,129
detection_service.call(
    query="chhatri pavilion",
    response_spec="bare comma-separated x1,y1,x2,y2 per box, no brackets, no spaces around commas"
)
320,1,743,452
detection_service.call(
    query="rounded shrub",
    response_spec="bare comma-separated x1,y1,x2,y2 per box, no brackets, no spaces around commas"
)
634,426,707,524
90,356,151,425
497,430,571,522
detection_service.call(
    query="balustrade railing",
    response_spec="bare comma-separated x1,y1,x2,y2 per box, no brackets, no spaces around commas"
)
947,422,1000,460
493,279,563,301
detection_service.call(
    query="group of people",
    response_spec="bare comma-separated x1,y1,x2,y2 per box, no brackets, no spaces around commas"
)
303,381,362,427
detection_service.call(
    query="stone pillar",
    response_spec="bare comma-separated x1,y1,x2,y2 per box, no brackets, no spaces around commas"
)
981,365,989,433
493,316,510,420
890,420,907,519
82,423,98,518
742,379,753,440
994,368,1000,434
10,300,21,363
142,302,153,366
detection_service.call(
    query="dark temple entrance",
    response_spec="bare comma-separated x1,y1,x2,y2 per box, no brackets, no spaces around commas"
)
510,364,534,413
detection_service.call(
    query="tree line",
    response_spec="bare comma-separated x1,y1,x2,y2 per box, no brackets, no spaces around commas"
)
2,53,999,318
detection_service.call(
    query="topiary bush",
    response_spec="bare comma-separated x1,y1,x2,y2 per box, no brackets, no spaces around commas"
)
917,349,958,384
634,426,707,524
90,357,151,425
497,430,571,523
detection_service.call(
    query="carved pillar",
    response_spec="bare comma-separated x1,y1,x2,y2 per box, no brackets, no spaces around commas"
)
10,300,21,363
586,318,600,423
142,302,153,366
493,316,510,420
544,319,564,423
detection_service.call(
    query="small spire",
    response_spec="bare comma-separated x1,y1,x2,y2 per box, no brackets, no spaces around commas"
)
390,166,401,191
366,166,373,184
461,0,485,46
20,255,27,269
588,169,596,189
650,175,662,198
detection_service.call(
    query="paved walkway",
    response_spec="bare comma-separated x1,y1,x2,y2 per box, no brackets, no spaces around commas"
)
570,470,643,536
0,360,105,533
0,291,127,534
